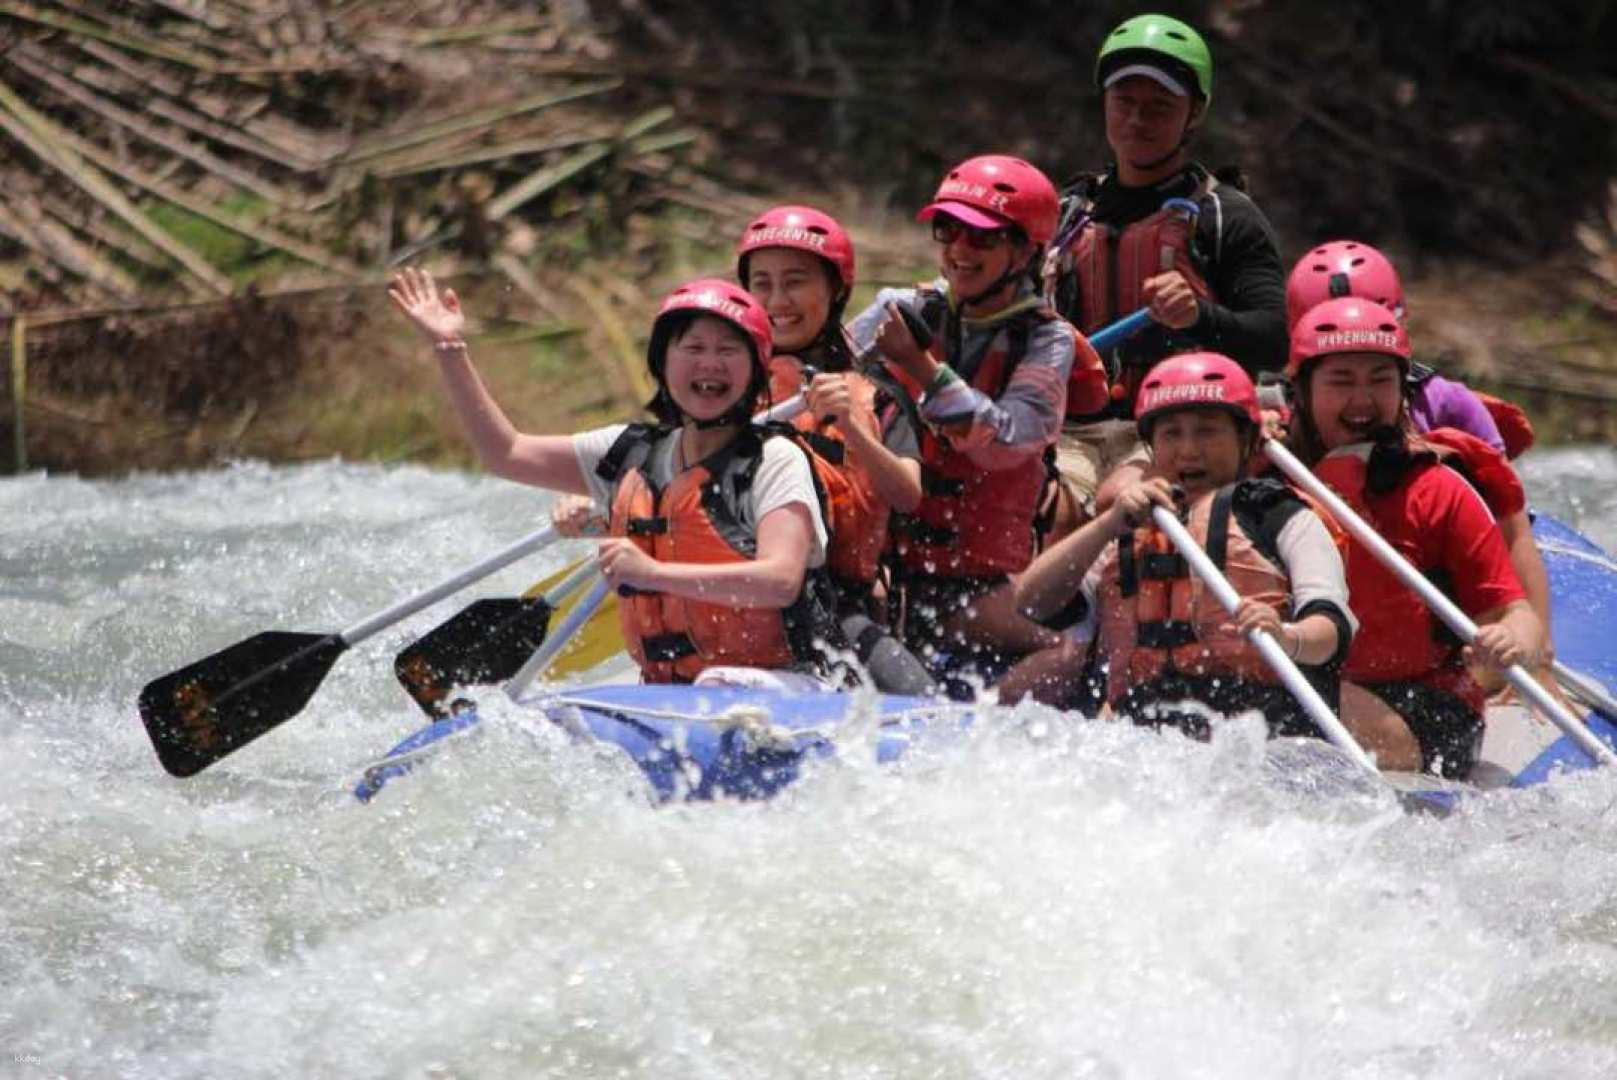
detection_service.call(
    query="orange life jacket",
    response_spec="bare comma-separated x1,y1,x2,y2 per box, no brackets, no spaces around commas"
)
1095,480,1299,704
600,424,838,684
1313,446,1486,712
886,300,1054,579
761,354,888,590
1420,427,1526,520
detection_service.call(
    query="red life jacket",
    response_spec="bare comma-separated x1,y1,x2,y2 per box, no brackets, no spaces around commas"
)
1312,446,1486,712
600,424,837,684
1420,427,1525,520
1474,391,1536,460
1094,480,1296,704
886,301,1054,579
762,354,887,590
1064,175,1217,418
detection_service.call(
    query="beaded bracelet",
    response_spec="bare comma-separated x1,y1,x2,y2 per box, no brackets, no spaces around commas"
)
434,338,468,354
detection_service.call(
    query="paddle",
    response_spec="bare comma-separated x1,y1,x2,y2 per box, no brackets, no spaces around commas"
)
390,391,818,696
1153,506,1459,813
1263,439,1617,768
390,304,1165,700
394,557,598,717
139,524,566,777
1552,660,1617,724
1150,506,1379,775
506,575,615,699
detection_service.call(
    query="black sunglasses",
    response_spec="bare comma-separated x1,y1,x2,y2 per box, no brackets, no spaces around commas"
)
931,216,1018,250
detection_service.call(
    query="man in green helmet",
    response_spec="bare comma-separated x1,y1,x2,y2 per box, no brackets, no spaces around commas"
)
1043,12,1288,540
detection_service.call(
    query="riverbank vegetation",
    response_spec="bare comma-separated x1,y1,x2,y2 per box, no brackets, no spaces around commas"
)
3,1,1615,473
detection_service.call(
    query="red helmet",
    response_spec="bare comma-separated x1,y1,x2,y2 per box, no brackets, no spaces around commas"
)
1286,298,1411,380
647,277,773,380
1285,240,1406,328
1134,352,1261,439
736,205,856,296
917,155,1060,247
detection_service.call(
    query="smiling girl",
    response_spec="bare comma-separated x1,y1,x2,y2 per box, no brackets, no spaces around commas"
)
390,270,840,688
1001,353,1354,734
1287,298,1543,775
847,154,1108,680
736,206,936,693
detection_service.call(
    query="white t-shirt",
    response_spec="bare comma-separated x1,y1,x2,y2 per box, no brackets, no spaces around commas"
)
571,424,828,568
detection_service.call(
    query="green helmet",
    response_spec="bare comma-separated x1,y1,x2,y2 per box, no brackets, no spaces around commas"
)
1095,13,1213,108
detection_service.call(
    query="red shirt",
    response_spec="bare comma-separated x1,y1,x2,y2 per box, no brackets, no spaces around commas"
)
1318,452,1524,685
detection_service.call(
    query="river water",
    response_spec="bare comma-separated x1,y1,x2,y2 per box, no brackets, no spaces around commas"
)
4,449,1617,1079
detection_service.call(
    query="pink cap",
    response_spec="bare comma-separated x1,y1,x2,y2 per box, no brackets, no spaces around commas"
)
916,200,1009,231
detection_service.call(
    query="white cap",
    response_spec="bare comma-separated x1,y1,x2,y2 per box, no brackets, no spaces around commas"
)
1102,63,1189,97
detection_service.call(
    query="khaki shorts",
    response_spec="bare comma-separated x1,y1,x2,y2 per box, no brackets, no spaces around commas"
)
1055,419,1151,515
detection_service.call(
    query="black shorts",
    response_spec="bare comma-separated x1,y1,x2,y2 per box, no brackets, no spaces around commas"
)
1361,679,1484,780
894,572,1015,688
897,572,1008,645
1115,670,1338,743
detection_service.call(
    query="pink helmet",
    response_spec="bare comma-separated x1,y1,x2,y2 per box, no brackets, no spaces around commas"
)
1134,352,1261,438
1286,298,1411,380
736,205,856,295
1285,240,1406,328
647,277,773,380
917,155,1060,247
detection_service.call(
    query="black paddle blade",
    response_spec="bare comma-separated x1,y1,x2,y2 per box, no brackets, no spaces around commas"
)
394,597,555,717
138,631,347,778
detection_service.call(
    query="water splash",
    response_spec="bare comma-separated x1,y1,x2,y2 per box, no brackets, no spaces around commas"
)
4,454,1616,1078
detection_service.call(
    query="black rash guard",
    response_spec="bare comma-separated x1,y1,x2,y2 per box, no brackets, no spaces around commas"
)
1054,162,1288,403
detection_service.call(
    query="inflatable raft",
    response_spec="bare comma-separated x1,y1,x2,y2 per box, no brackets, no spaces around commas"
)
353,513,1617,806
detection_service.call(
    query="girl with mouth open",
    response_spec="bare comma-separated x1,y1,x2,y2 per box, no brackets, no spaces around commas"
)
999,353,1356,744
391,270,842,690
846,154,1108,688
1286,297,1544,776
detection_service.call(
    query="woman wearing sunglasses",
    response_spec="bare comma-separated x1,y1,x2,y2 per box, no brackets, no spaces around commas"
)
847,154,1108,682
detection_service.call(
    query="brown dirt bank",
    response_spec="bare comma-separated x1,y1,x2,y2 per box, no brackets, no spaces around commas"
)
4,1,1617,473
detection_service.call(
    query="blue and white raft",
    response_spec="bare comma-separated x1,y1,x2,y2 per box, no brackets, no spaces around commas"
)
353,513,1617,805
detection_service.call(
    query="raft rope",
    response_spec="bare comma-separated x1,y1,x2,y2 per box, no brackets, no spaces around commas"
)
537,695,975,754
1537,540,1617,577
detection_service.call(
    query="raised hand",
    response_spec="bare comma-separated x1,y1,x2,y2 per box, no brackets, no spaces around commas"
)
388,268,466,346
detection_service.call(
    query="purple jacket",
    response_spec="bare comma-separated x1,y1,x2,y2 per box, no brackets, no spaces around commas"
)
1408,374,1505,454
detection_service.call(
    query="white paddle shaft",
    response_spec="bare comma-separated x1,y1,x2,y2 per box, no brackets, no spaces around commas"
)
1263,439,1616,767
506,574,613,698
341,525,561,645
1151,507,1379,774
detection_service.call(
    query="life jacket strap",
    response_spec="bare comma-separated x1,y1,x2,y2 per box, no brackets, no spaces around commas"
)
920,469,966,498
642,633,700,663
1136,619,1200,650
894,518,958,546
625,516,668,536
